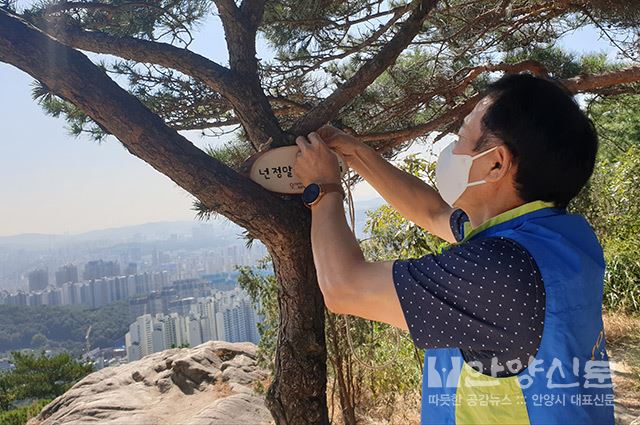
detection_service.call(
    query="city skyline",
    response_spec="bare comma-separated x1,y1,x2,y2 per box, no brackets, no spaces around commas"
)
0,198,382,293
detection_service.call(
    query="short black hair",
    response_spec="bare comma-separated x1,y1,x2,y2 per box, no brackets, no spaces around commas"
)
476,73,598,209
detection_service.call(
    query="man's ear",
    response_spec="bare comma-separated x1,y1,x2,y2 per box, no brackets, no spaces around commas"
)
485,145,513,182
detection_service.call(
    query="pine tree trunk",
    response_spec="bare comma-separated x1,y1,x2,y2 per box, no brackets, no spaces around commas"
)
264,220,329,425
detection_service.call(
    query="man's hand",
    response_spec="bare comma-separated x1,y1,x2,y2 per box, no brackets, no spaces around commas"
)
293,132,342,186
316,124,368,168
316,125,457,242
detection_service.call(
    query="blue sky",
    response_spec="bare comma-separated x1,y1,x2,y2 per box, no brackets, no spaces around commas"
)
0,10,620,236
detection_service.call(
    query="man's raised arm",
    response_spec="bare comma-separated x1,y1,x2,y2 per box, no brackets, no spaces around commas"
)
318,125,456,243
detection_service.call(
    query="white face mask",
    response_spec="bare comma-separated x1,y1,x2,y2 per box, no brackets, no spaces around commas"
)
435,140,499,207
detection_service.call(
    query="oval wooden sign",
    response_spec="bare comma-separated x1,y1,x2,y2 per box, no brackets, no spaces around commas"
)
244,145,347,194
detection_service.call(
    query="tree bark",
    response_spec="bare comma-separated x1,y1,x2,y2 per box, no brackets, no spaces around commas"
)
266,225,329,425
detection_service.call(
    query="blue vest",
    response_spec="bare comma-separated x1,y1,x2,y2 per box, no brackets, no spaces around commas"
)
420,202,615,424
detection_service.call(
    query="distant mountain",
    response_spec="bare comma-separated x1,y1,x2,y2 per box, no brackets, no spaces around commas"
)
0,233,64,249
0,220,240,249
0,197,386,249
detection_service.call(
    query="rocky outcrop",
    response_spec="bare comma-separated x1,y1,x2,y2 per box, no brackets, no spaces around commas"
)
26,339,638,425
27,340,275,425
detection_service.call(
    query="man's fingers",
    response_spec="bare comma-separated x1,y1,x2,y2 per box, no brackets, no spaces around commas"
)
307,132,325,146
317,125,337,140
295,135,310,152
316,125,334,138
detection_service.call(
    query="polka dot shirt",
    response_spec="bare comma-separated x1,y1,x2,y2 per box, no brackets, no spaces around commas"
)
392,209,546,377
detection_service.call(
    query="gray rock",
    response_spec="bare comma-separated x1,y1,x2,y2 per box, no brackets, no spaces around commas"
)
27,340,275,425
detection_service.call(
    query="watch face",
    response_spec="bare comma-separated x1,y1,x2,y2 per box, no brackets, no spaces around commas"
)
302,183,321,204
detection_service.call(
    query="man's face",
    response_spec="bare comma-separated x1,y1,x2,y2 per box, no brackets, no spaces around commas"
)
447,95,507,209
453,95,493,156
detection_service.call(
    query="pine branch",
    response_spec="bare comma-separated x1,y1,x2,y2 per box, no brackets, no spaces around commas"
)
0,8,296,241
286,0,439,139
30,14,283,148
358,65,640,153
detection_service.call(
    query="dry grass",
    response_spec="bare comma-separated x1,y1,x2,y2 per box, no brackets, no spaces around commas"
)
604,312,640,411
325,376,421,425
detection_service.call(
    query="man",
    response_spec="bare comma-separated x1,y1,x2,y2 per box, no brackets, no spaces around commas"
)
293,73,614,424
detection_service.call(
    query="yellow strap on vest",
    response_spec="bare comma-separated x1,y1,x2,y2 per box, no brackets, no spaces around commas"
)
455,361,531,424
460,200,556,244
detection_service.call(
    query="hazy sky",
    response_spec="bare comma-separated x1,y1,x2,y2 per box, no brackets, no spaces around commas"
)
0,9,618,236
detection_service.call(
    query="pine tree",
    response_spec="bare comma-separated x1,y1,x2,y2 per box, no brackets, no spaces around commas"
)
0,1,638,423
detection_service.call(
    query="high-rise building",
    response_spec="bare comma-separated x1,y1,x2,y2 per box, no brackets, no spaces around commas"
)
125,314,154,362
124,263,138,276
61,282,77,305
55,264,79,287
28,268,49,292
83,260,120,281
124,289,261,361
221,297,260,344
191,297,223,341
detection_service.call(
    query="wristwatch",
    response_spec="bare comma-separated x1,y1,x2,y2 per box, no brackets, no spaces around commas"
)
302,182,345,208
